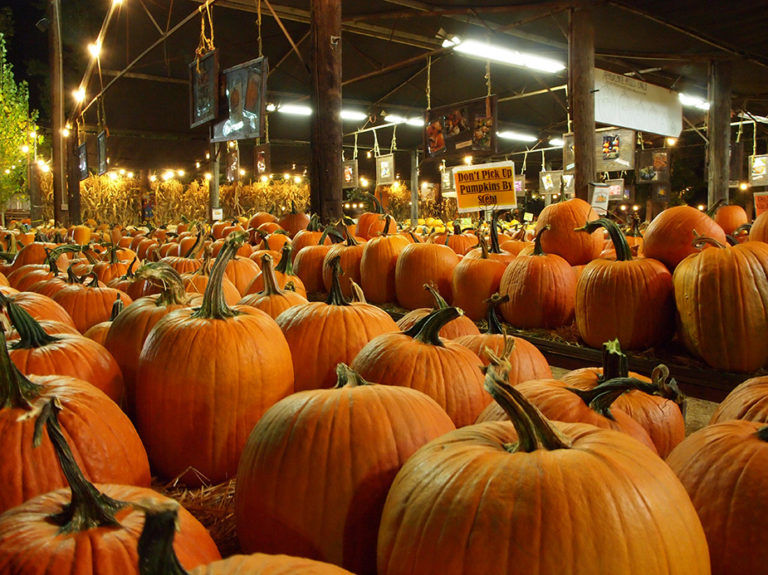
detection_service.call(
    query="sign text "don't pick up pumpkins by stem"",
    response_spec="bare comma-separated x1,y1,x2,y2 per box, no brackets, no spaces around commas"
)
453,160,517,213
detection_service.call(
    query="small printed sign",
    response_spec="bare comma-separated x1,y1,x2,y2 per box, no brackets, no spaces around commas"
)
523,212,534,222
590,183,610,214
754,192,768,217
212,208,224,221
453,160,517,213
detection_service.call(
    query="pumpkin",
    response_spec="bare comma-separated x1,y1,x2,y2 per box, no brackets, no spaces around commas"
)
750,210,768,243
709,376,768,424
451,236,508,321
92,244,138,284
278,201,311,238
351,307,488,427
454,293,552,381
1,290,75,328
138,504,354,575
435,222,479,255
714,203,749,236
356,193,387,240
534,196,603,265
105,263,193,418
53,275,133,333
0,402,220,572
294,227,344,294
181,252,241,305
0,331,149,514
643,205,727,269
291,215,329,261
247,211,278,231
360,215,410,304
83,293,124,346
498,226,576,329
246,242,307,297
376,361,710,575
276,256,398,391
396,283,480,339
395,242,458,309
674,237,768,371
667,420,768,575
235,364,455,574
574,218,675,350
7,244,81,291
463,211,515,263
238,253,308,319
321,230,365,299
161,229,205,274
136,232,294,484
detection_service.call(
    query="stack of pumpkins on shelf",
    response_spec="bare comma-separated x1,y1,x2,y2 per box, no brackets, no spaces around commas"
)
0,196,766,573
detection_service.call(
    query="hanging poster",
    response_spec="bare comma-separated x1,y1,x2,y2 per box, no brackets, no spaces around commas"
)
254,144,270,178
78,143,88,181
605,178,626,199
97,131,108,176
342,159,358,189
750,155,768,186
539,170,574,200
562,127,636,173
424,95,497,158
440,165,454,191
189,49,219,128
212,56,269,143
590,183,610,214
453,160,516,213
376,154,395,185
754,191,768,216
636,149,670,183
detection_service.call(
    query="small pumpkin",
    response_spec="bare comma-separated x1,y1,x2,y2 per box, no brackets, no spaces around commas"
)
238,253,307,319
397,283,480,339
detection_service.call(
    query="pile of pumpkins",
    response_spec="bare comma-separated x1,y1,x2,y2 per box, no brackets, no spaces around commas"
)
0,198,765,574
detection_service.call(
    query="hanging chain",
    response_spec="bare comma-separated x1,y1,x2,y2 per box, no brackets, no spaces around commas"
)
426,55,432,110
256,0,263,57
373,129,381,157
485,60,492,97
541,149,546,171
353,132,358,160
390,124,397,153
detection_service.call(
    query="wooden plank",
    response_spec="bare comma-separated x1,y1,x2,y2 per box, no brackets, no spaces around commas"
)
707,60,732,207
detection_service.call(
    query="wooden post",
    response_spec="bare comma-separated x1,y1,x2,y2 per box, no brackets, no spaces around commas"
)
568,5,595,201
410,150,419,225
29,163,43,224
209,141,220,222
310,0,343,222
707,60,732,207
67,123,81,225
49,0,67,225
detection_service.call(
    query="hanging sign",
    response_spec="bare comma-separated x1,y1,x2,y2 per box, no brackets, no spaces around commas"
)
77,143,89,181
425,95,497,158
590,183,610,214
254,144,270,178
342,159,358,189
563,127,636,173
376,154,395,185
97,131,108,176
594,68,682,138
453,160,516,213
189,49,220,128
212,56,268,143
636,148,670,184
750,155,768,186
754,192,768,216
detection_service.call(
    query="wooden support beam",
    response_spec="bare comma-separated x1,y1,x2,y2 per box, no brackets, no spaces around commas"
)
568,6,595,201
707,60,732,207
49,0,67,226
310,0,343,223
67,123,81,225
101,69,189,85
209,141,221,222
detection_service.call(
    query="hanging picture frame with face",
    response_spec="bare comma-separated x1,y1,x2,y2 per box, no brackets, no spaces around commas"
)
97,131,108,175
254,144,270,178
376,154,395,185
78,143,88,181
342,159,358,189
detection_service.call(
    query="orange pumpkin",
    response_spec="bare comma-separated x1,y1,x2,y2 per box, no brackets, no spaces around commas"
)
397,284,480,339
643,205,727,269
710,376,768,425
53,276,133,333
278,202,311,238
246,242,307,297
238,253,307,319
535,197,603,265
321,231,365,299
360,215,410,304
394,242,458,309
714,203,749,236
451,236,508,321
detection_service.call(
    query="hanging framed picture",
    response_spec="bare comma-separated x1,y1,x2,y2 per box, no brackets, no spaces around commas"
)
77,143,88,181
424,95,497,158
254,144,270,178
750,155,768,186
342,159,358,189
97,131,108,175
636,149,670,184
595,127,635,172
189,49,220,129
212,56,269,143
376,154,395,185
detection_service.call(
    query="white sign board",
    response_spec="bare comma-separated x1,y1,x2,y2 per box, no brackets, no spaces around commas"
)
590,183,610,215
594,68,682,138
211,208,224,221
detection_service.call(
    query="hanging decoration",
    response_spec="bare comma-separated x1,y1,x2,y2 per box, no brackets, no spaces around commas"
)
211,56,269,143
424,95,497,159
342,132,358,189
189,1,219,128
96,129,108,176
376,153,395,185
225,140,240,183
254,143,270,178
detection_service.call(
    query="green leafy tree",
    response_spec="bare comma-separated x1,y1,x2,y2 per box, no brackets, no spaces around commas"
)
0,31,38,214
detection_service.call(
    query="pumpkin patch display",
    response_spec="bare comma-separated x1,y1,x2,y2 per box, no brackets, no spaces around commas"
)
238,253,308,319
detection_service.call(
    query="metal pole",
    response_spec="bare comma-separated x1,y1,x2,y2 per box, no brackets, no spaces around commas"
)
50,0,67,225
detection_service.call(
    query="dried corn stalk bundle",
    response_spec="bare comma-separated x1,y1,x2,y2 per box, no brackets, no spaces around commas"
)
220,179,309,219
39,171,53,222
79,174,140,225
153,178,209,223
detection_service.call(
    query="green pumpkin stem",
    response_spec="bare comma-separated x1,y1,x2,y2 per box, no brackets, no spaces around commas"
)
182,229,204,259
135,262,188,306
66,263,82,284
576,218,632,261
532,225,549,256
0,292,58,349
567,377,666,420
192,231,247,319
366,192,384,214
342,225,359,246
33,398,126,533
275,243,296,275
334,363,372,388
692,236,727,250
259,253,285,296
484,355,572,452
325,255,349,306
489,210,504,254
381,215,392,236
424,283,449,309
476,235,490,259
600,339,629,381
137,504,189,575
406,306,461,347
0,327,44,409
46,244,81,273
109,294,124,321
756,427,768,442
484,293,509,335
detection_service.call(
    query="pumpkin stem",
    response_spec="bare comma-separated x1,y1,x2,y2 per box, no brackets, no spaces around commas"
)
334,363,372,388
575,218,633,261
488,210,504,254
33,398,126,533
756,426,768,443
692,236,727,250
135,262,188,306
424,283,449,309
406,306,461,347
366,192,384,214
192,231,248,319
600,339,629,381
182,229,204,259
567,376,667,420
259,253,286,296
46,244,81,273
342,225,359,246
0,326,44,409
476,235,490,259
275,243,296,275
349,280,367,303
325,255,350,306
484,355,571,452
484,293,509,335
109,294,124,321
137,504,189,575
532,225,550,256
66,262,82,284
1,292,58,349
381,215,392,236
706,198,725,218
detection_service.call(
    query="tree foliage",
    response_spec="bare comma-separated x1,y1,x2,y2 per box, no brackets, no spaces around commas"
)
0,32,38,206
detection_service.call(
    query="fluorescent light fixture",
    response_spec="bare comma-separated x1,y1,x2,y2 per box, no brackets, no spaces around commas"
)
444,36,565,73
548,138,565,147
406,117,424,127
384,114,424,127
266,103,277,112
678,93,710,111
278,104,312,116
498,130,538,143
341,109,367,121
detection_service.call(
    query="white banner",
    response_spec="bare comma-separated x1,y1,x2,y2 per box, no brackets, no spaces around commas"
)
594,68,682,138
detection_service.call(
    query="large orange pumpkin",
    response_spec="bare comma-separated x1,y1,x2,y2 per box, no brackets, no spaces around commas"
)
534,197,603,265
377,363,710,575
643,205,727,269
395,242,458,309
235,364,455,574
278,202,311,238
709,375,768,425
451,236,508,321
136,233,294,484
360,215,410,304
714,203,749,236
53,276,133,333
276,256,398,391
750,210,768,243
356,193,387,240
321,231,365,298
246,242,307,297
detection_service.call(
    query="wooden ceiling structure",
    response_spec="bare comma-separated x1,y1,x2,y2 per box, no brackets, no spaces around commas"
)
68,0,768,179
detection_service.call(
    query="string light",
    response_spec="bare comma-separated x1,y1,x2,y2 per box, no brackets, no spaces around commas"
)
260,175,269,183
177,169,185,177
127,172,134,178
149,175,157,182
239,169,246,176
359,177,369,188
108,172,119,181
204,173,212,181
464,155,473,165
293,175,302,184
72,88,85,103
20,145,29,154
697,204,706,211
87,41,101,59
740,182,749,191
283,173,290,180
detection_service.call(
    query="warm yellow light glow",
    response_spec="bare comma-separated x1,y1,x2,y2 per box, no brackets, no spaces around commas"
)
87,41,101,59
29,131,36,139
149,175,157,182
620,205,627,211
73,88,86,103
392,181,401,189
119,169,126,175
62,128,71,138
39,163,50,173
195,162,201,169
3,169,9,175
344,203,351,209
632,205,640,212
260,175,268,183
359,177,369,188
127,172,134,178
177,169,185,177
162,171,174,181
283,173,290,180
113,0,123,5
204,173,212,181
697,204,706,211
20,145,29,154
463,155,473,165
665,137,678,147
108,172,119,181
366,151,372,159
239,169,246,176
205,152,210,160
740,182,749,191
294,175,302,184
